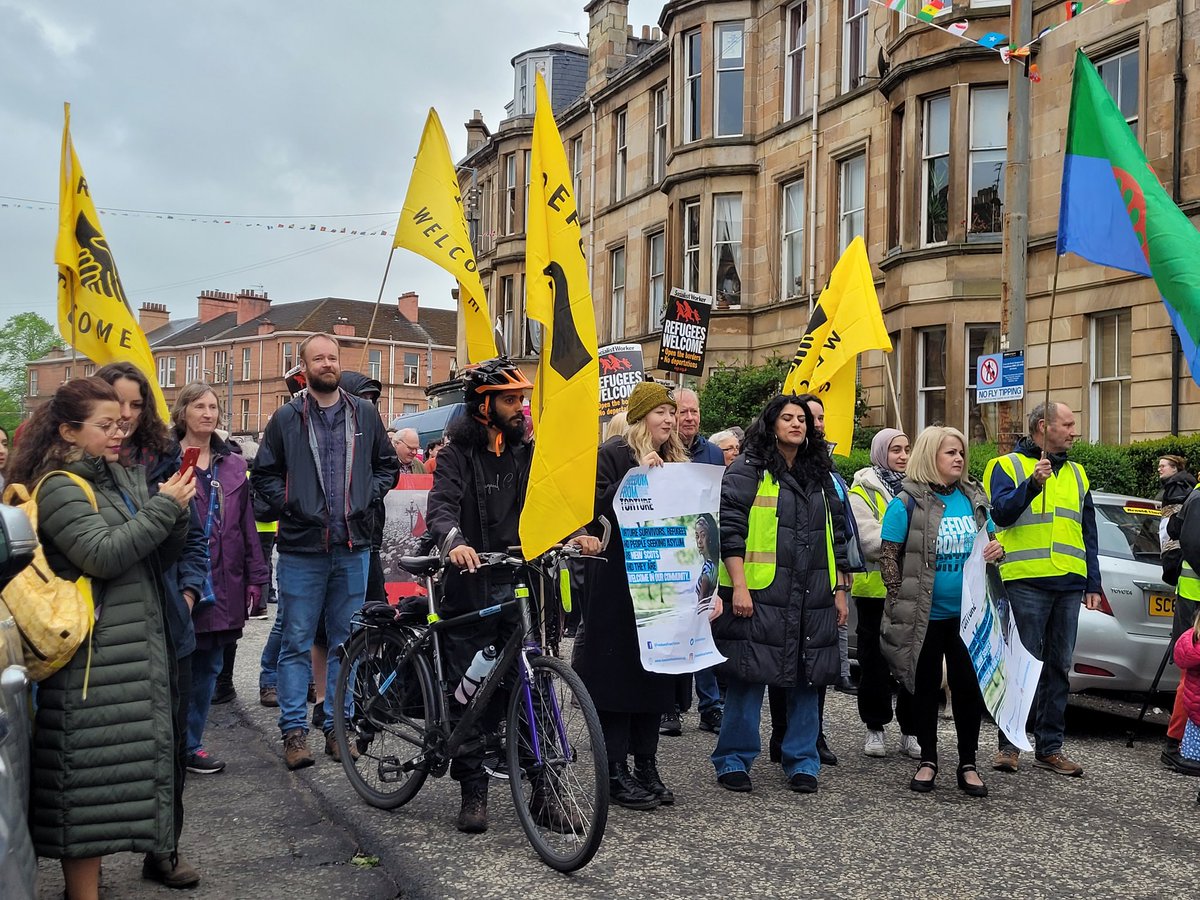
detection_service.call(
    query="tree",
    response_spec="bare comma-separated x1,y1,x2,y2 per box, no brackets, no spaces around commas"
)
0,313,62,432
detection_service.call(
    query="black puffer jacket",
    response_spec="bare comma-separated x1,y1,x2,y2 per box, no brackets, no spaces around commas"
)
711,452,850,688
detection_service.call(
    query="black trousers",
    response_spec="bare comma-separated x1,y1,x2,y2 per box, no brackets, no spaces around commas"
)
172,652,192,848
914,617,984,767
597,710,660,765
366,549,387,604
257,530,277,602
855,596,916,732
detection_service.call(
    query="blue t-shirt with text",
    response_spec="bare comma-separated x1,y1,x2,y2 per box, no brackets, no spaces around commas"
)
880,489,984,620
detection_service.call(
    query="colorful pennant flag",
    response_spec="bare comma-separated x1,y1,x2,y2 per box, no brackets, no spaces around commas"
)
394,109,497,364
1065,1,1083,18
977,31,1007,48
947,21,969,38
887,0,907,8
519,72,600,558
1058,50,1200,387
782,237,892,455
55,103,168,419
916,1,944,22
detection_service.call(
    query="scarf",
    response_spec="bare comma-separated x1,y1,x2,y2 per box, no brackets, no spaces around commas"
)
874,464,905,498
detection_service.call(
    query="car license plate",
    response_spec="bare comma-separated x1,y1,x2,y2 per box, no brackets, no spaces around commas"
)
1149,594,1175,617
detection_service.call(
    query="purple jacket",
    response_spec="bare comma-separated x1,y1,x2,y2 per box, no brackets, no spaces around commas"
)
191,438,270,636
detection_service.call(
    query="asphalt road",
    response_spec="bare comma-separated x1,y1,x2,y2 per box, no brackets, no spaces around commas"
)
38,611,1197,900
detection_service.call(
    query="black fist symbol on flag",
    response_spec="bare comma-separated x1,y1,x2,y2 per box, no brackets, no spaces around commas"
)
75,212,127,304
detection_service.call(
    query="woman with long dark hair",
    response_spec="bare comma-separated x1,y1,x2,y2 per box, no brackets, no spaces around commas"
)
9,377,194,900
710,394,850,794
694,512,718,607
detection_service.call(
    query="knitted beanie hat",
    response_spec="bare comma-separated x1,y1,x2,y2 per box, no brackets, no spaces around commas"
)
626,381,676,424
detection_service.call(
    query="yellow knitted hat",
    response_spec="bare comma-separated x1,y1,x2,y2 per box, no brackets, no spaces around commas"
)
626,381,675,424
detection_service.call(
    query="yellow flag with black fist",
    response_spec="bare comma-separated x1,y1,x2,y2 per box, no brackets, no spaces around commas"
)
519,72,600,559
56,103,167,418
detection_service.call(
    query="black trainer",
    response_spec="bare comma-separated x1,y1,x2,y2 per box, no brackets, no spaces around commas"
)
609,761,660,810
698,708,723,733
659,712,682,736
186,749,226,775
717,770,752,792
789,772,818,793
633,755,674,805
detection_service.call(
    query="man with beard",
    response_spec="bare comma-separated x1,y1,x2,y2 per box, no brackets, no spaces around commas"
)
426,357,598,833
254,333,398,770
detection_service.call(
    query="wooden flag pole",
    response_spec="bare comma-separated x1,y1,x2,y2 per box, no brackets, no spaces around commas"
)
360,246,396,374
1040,249,1063,514
882,353,903,428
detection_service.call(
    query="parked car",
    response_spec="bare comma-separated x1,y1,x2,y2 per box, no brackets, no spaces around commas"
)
846,491,1178,694
0,503,38,900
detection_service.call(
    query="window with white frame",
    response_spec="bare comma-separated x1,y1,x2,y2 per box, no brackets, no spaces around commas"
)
499,275,516,354
184,353,197,383
922,94,951,246
713,194,742,307
648,231,666,329
785,2,810,120
610,246,626,340
84,364,95,377
29,369,37,396
614,108,628,201
714,23,745,137
212,351,228,383
684,29,702,143
887,331,902,427
281,342,294,373
838,153,866,253
240,398,251,432
782,178,805,299
652,86,668,183
522,149,531,230
403,403,419,414
571,136,584,207
403,352,420,386
368,349,382,382
968,86,1007,236
1091,310,1132,443
516,61,529,115
1097,48,1139,130
843,0,868,92
504,154,517,234
918,327,946,429
682,199,701,292
965,324,1000,443
523,276,542,356
242,347,252,381
478,176,493,254
63,366,72,381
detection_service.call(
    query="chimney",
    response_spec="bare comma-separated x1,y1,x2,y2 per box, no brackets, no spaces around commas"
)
398,291,419,323
585,0,629,92
465,109,490,154
235,288,271,325
641,24,650,40
257,320,275,336
332,321,356,337
197,290,237,324
139,301,169,334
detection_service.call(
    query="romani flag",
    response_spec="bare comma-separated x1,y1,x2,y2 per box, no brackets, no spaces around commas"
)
519,72,600,559
1057,50,1200,384
56,102,168,418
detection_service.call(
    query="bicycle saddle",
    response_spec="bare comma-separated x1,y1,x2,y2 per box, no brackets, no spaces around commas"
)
399,555,442,575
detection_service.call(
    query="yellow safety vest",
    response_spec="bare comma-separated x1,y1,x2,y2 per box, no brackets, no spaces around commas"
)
849,482,887,599
1179,484,1200,601
984,452,1089,581
719,472,836,591
255,518,277,534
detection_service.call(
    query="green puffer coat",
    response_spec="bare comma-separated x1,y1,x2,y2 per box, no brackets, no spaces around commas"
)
29,455,189,859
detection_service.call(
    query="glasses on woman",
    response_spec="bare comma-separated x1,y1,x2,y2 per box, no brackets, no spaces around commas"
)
69,420,131,436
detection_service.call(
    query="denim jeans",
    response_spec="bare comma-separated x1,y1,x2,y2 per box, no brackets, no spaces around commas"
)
712,676,820,779
276,548,369,736
260,607,284,690
998,581,1082,757
694,667,723,714
187,644,226,755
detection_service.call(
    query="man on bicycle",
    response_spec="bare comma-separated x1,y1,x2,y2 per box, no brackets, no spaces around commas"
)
426,356,599,833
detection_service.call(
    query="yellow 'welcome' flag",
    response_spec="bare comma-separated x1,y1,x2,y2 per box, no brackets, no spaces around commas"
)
782,236,891,455
56,103,168,419
394,109,497,364
519,73,600,559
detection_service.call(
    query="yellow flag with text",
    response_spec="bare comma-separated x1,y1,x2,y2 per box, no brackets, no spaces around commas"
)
782,236,891,455
56,103,168,419
519,73,600,559
394,109,497,364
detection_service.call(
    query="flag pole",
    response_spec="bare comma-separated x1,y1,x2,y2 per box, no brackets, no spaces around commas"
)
882,352,903,427
1040,249,1063,514
360,246,396,374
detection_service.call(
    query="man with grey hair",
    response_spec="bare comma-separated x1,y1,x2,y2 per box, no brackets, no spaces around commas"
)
393,427,426,475
984,400,1102,777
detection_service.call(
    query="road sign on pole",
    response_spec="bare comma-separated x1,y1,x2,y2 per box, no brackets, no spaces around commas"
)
977,350,1025,403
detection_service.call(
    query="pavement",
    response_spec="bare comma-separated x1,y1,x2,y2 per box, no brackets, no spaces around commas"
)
37,609,1200,900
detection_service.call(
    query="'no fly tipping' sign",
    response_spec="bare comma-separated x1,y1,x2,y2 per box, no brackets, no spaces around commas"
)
976,350,1025,403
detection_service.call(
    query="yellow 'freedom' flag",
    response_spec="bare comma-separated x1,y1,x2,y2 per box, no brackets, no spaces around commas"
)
519,73,600,559
56,103,168,419
782,236,891,455
394,109,497,364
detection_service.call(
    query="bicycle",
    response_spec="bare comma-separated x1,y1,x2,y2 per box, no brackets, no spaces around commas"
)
331,523,611,872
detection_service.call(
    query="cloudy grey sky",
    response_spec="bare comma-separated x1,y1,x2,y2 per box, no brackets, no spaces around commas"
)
0,0,661,333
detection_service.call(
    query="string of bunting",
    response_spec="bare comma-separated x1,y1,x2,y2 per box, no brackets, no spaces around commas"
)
874,0,1133,82
0,195,396,236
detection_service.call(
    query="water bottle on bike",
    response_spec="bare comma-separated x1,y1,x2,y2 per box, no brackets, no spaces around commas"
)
455,644,499,704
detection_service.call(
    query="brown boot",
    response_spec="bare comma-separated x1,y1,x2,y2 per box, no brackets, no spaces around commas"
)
455,778,489,833
324,732,359,763
142,852,201,888
531,775,584,834
283,729,314,770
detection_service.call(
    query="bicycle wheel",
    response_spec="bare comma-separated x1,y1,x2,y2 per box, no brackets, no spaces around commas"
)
506,654,608,872
333,627,435,810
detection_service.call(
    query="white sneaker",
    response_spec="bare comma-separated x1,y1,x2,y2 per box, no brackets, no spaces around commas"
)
863,729,887,757
899,734,922,759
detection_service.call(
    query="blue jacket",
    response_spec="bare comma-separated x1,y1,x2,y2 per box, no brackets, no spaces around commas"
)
687,434,725,466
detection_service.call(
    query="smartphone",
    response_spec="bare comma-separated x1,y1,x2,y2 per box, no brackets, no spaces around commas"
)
180,446,201,476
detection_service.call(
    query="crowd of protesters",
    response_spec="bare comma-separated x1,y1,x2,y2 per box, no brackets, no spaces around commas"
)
9,334,1200,897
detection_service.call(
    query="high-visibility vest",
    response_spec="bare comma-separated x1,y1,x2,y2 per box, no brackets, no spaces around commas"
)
1178,561,1200,601
984,452,1089,581
719,471,836,592
849,482,887,599
255,518,277,534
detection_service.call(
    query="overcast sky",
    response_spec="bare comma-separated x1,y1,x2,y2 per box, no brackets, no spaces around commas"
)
0,0,662,333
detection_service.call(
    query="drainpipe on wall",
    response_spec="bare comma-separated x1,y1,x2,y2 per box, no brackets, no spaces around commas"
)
1170,0,1186,435
805,3,822,307
588,97,598,291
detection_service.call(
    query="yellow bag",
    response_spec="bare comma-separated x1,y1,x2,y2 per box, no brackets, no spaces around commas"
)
1,472,97,691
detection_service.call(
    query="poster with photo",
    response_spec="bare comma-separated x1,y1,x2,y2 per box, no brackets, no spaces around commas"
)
613,463,727,675
381,474,435,601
